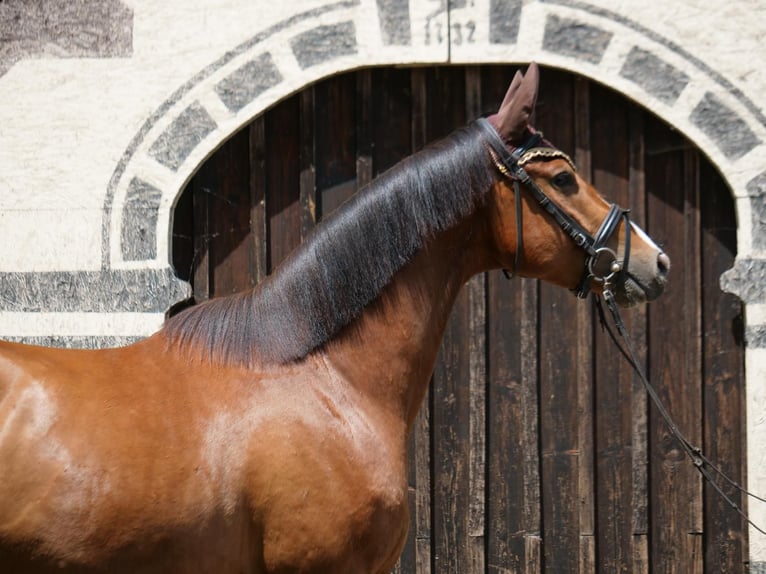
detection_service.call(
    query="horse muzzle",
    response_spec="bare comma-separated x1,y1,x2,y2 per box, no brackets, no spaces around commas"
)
613,250,670,306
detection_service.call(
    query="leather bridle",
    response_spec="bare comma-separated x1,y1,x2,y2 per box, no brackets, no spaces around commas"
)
475,117,630,298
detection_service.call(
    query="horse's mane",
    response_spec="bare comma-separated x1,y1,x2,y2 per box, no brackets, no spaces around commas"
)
163,122,497,365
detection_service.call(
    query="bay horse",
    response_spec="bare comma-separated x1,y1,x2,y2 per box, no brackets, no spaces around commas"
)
0,64,669,573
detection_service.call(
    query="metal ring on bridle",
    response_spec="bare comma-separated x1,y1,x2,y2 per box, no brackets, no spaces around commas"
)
587,246,623,284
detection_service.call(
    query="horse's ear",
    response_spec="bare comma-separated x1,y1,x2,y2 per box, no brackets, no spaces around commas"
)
498,70,523,110
490,62,539,142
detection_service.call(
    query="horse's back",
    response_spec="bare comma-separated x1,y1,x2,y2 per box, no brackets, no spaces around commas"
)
0,336,267,572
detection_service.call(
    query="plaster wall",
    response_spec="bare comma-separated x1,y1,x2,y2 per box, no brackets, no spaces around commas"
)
1,0,765,566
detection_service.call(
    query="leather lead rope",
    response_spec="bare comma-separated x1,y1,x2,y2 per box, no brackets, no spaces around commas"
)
596,289,766,536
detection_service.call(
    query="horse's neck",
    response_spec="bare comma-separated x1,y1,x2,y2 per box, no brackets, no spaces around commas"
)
324,221,488,432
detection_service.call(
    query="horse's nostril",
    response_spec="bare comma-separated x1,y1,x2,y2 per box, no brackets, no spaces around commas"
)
657,252,671,276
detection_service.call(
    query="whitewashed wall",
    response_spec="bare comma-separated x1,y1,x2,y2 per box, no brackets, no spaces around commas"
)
1,0,765,566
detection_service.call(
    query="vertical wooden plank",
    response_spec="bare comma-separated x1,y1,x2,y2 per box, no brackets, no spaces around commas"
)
683,146,704,574
645,115,703,573
356,69,373,189
299,87,317,239
535,68,581,574
428,65,471,574
464,65,486,574
483,64,542,574
590,83,634,574
171,174,195,285
315,73,357,218
249,116,268,284
265,94,301,271
573,75,596,574
206,128,253,295
192,162,211,300
373,68,413,174
628,107,650,574
700,157,748,572
410,66,432,574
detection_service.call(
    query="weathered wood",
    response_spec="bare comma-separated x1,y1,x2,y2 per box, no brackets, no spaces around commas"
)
627,106,649,574
410,67,432,574
248,116,268,285
646,115,704,573
315,72,357,218
206,128,253,295
191,157,211,300
464,65,487,574
264,94,301,270
171,166,194,285
535,69,581,574
373,67,413,174
699,157,748,572
356,69,373,188
591,83,634,573
574,74,596,574
299,87,316,239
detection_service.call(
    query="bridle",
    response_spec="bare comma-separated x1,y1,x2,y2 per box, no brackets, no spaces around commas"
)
475,117,630,298
476,116,766,534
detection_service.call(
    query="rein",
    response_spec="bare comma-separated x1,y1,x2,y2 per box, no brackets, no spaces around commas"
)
597,290,766,535
476,117,766,535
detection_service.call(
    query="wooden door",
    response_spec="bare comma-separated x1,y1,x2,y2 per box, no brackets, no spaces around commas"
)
172,66,747,573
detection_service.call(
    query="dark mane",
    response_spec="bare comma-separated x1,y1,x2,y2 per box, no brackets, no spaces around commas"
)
163,122,497,365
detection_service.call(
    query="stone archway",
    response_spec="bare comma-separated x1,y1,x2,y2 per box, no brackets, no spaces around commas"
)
107,1,764,278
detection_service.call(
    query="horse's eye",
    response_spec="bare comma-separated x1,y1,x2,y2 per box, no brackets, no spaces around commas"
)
552,172,575,188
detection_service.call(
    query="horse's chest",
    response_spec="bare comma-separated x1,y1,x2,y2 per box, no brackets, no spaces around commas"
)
251,416,409,572
262,477,409,573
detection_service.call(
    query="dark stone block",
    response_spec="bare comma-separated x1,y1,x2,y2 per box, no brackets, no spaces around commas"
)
746,326,766,349
0,0,133,76
376,0,411,45
121,177,162,261
290,21,357,69
0,268,190,313
542,14,612,64
148,102,217,171
215,52,283,112
1,335,143,349
620,46,689,104
690,92,761,160
489,0,522,44
748,172,766,252
720,258,766,303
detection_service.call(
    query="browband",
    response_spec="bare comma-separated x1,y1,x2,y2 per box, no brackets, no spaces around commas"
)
519,147,576,172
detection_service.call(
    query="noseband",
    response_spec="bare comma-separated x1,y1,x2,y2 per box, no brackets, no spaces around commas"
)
475,117,630,298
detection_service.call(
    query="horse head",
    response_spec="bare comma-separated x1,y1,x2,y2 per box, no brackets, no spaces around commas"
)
482,63,669,306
